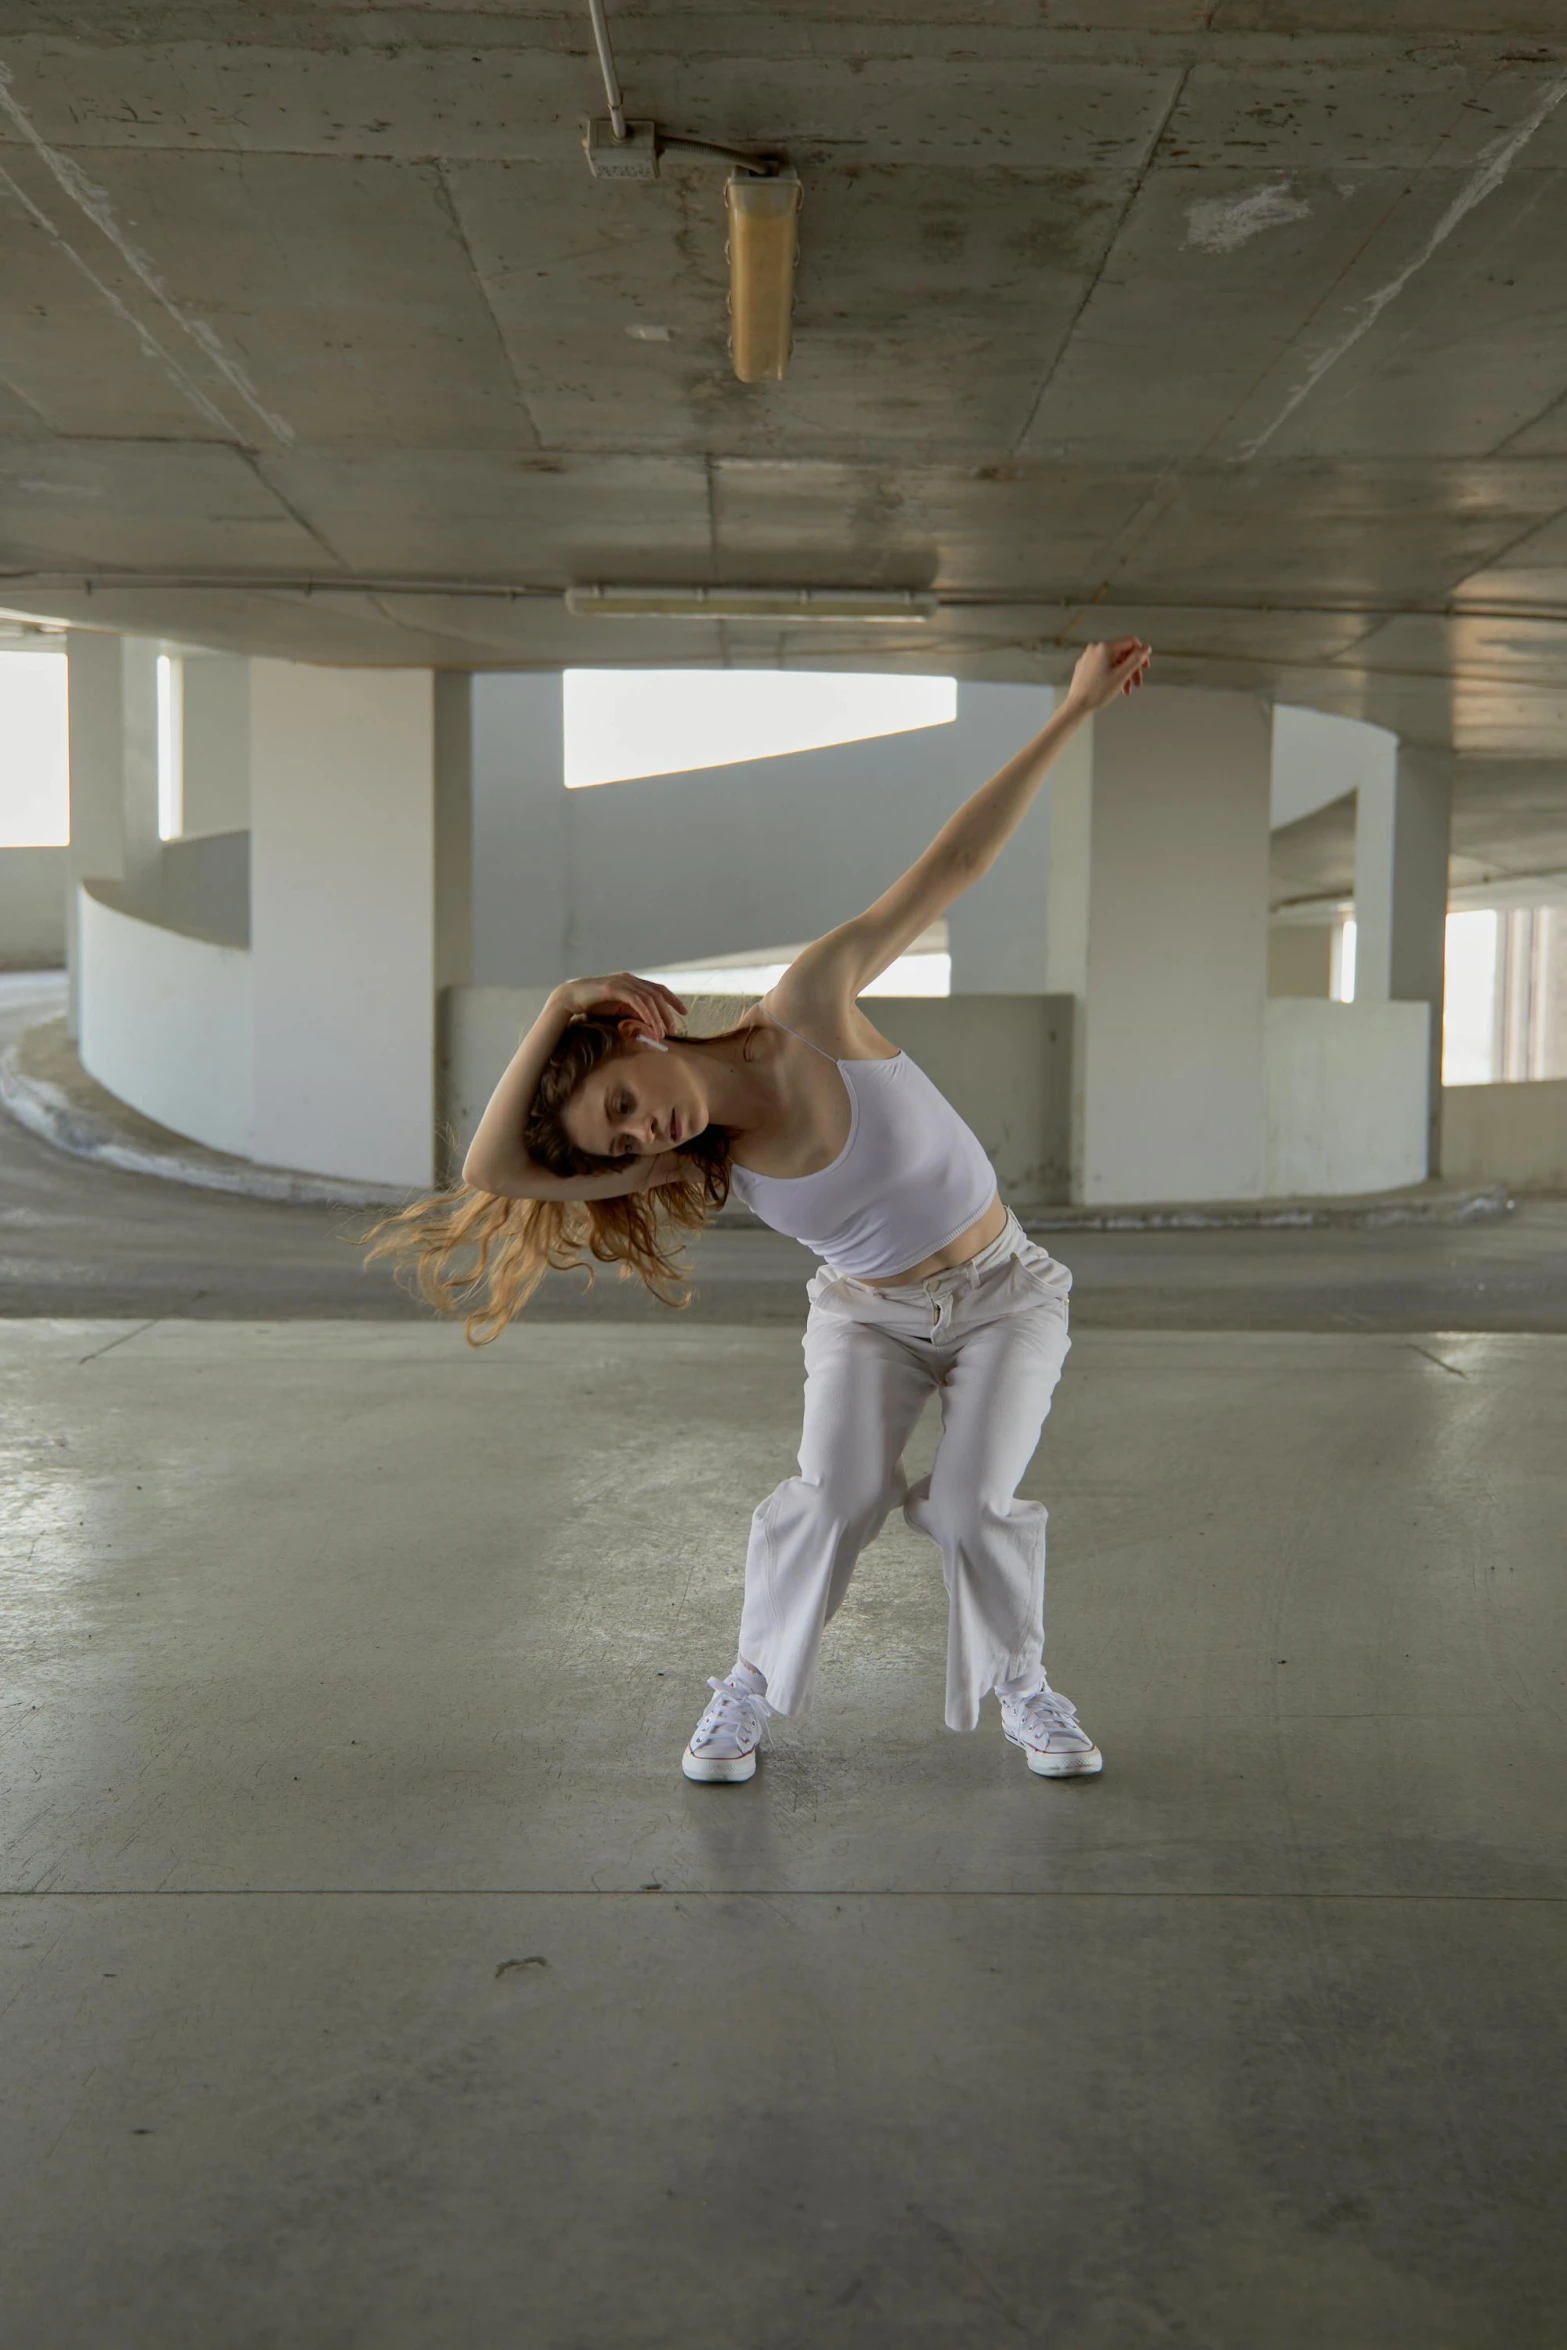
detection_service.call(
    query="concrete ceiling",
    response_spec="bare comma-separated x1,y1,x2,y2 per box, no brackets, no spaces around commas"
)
3,4,1567,891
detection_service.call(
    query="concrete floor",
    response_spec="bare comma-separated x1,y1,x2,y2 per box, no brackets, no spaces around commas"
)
4,972,1566,2340
4,1310,1564,2347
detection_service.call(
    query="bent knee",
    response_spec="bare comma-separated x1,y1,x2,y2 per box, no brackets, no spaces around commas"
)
914,1489,1045,1556
761,1471,894,1538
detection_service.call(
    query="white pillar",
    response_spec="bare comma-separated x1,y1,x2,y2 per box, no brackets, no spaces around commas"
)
945,682,1055,992
250,662,436,1188
471,673,571,987
64,631,161,1033
1048,687,1273,1204
1354,742,1452,1172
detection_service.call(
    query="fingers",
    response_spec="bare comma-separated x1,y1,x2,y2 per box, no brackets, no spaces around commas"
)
619,974,686,1033
582,972,684,1041
1072,638,1152,709
1116,640,1152,696
616,1004,666,1042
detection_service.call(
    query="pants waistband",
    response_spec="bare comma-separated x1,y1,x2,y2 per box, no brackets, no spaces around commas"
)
833,1208,1029,1299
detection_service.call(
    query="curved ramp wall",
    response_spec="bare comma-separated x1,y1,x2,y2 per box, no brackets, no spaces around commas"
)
1264,999,1429,1196
77,882,253,1159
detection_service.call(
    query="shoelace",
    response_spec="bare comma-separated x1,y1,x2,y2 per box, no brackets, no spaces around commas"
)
1004,1683,1087,1742
691,1676,769,1752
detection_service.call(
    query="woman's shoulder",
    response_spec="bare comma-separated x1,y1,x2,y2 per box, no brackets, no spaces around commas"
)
764,959,898,1062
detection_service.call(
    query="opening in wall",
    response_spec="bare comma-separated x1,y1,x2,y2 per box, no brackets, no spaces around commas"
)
157,653,184,841
1442,910,1498,1086
1442,905,1567,1086
0,649,69,846
563,670,958,789
644,924,951,1001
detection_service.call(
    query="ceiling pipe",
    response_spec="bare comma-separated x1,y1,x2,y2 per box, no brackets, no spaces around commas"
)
585,0,627,139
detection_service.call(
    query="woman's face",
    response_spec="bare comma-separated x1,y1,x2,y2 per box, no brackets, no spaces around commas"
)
560,1041,705,1162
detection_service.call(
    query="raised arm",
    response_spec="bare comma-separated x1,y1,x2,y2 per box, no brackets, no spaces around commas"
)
789,636,1150,1002
463,975,686,1199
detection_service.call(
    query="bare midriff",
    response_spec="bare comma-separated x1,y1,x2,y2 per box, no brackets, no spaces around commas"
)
854,1192,1007,1287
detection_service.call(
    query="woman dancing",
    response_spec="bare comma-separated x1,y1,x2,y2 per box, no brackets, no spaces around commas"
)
373,636,1152,1784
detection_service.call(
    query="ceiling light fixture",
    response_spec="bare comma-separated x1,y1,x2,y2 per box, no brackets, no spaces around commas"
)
581,0,800,384
725,172,802,383
565,585,938,624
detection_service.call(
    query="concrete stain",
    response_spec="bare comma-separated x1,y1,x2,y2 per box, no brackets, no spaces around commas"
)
1185,180,1313,253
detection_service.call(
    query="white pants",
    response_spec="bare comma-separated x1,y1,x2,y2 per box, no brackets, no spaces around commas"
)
737,1209,1073,1732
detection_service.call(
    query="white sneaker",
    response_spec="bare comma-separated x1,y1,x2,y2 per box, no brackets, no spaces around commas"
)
999,1678,1103,1777
682,1674,770,1783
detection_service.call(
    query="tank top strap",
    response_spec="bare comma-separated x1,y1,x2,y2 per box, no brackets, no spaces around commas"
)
758,990,842,1066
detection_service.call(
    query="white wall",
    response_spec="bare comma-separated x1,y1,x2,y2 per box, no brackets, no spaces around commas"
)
471,674,572,988
180,655,251,837
77,882,253,1157
1442,1078,1567,1191
1264,999,1430,1196
161,830,249,946
471,678,1055,992
0,848,67,961
250,663,436,1188
1272,705,1395,829
1267,920,1334,998
439,988,1075,1203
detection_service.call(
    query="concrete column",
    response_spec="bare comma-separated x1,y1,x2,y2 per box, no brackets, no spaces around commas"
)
471,673,571,987
250,662,436,1188
1047,687,1272,1205
945,682,1055,992
180,655,251,837
64,631,161,1033
1354,742,1452,1171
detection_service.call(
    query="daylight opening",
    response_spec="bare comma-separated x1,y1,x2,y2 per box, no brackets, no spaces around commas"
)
564,669,958,789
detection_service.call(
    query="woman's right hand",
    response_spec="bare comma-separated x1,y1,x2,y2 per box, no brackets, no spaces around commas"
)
549,973,688,1042
1064,637,1152,714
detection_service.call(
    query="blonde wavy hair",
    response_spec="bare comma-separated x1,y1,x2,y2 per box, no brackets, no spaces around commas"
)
363,1011,754,1344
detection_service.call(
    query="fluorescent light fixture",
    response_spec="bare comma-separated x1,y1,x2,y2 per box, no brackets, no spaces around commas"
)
566,584,937,624
726,170,801,382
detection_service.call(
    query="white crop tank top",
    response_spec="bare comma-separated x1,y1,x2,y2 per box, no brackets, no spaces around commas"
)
728,1000,999,1280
